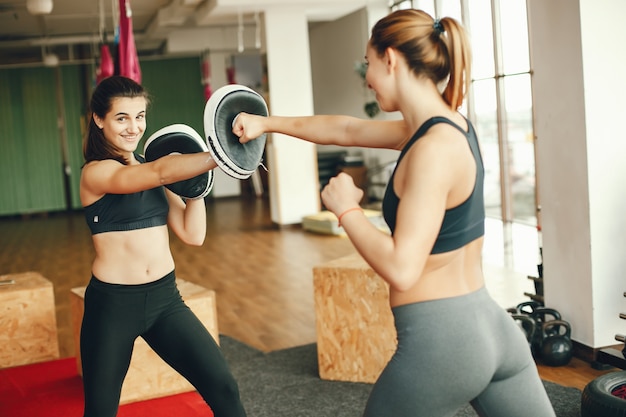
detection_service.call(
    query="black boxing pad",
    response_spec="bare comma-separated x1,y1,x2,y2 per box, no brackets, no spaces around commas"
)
204,84,268,179
143,124,214,199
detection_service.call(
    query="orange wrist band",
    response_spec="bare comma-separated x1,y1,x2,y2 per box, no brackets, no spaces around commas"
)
337,207,363,227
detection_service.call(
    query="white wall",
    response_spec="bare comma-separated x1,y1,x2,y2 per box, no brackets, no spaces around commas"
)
309,10,369,119
528,0,626,348
207,51,243,198
264,6,321,224
308,6,400,201
580,0,626,347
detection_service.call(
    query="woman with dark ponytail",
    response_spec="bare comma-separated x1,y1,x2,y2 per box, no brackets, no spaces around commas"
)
80,76,247,417
233,9,555,417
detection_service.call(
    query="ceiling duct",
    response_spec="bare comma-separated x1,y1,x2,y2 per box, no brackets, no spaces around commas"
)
155,0,203,27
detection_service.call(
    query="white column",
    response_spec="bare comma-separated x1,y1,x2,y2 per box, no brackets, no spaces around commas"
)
264,6,320,224
528,0,626,349
209,51,242,198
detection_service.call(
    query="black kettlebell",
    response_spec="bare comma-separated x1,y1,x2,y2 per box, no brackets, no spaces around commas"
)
530,307,562,325
529,307,561,357
515,300,542,316
540,320,573,367
511,314,536,348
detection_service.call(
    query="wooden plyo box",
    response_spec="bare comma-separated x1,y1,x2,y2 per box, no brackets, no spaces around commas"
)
70,279,219,404
0,272,60,368
313,253,396,383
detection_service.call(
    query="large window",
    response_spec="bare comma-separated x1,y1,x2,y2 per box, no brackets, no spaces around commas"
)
390,0,538,227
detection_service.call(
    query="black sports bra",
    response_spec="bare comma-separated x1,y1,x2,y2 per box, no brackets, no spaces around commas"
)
83,154,169,235
382,116,485,254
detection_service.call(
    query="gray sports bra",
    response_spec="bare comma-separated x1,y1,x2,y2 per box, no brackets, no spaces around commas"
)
382,117,485,254
83,154,169,235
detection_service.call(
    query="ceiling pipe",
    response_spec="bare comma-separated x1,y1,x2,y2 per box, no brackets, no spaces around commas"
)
0,19,259,52
0,47,254,70
29,33,129,47
237,9,244,53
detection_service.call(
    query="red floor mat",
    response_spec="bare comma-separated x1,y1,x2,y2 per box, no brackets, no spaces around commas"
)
0,358,212,416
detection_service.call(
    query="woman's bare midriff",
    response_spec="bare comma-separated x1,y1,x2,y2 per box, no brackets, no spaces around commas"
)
90,225,175,285
389,237,485,307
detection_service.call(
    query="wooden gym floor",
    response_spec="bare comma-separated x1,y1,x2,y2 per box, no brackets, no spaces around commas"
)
0,195,616,391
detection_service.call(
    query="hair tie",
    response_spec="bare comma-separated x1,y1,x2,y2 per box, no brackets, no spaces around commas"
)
433,19,444,35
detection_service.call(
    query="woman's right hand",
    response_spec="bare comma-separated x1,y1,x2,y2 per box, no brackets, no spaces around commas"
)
232,112,266,143
321,172,364,218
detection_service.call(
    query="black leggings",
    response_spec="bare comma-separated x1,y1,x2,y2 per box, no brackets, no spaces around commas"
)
80,271,246,417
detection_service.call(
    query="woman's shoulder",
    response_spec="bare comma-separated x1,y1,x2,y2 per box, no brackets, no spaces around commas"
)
82,158,124,175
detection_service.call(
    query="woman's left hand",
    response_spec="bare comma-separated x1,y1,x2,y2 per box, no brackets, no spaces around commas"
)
321,172,364,216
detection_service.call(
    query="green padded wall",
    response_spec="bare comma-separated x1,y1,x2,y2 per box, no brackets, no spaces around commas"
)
60,65,88,210
0,67,66,215
0,56,203,216
140,56,205,148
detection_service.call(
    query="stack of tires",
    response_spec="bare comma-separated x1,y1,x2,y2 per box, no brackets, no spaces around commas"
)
581,371,626,417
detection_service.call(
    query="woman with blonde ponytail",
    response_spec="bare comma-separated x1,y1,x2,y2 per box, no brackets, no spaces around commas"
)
233,8,555,417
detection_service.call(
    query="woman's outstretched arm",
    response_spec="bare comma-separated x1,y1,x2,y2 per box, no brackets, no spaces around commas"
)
233,113,409,150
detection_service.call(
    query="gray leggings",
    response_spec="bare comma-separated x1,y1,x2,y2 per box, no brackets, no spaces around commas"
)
363,287,556,417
